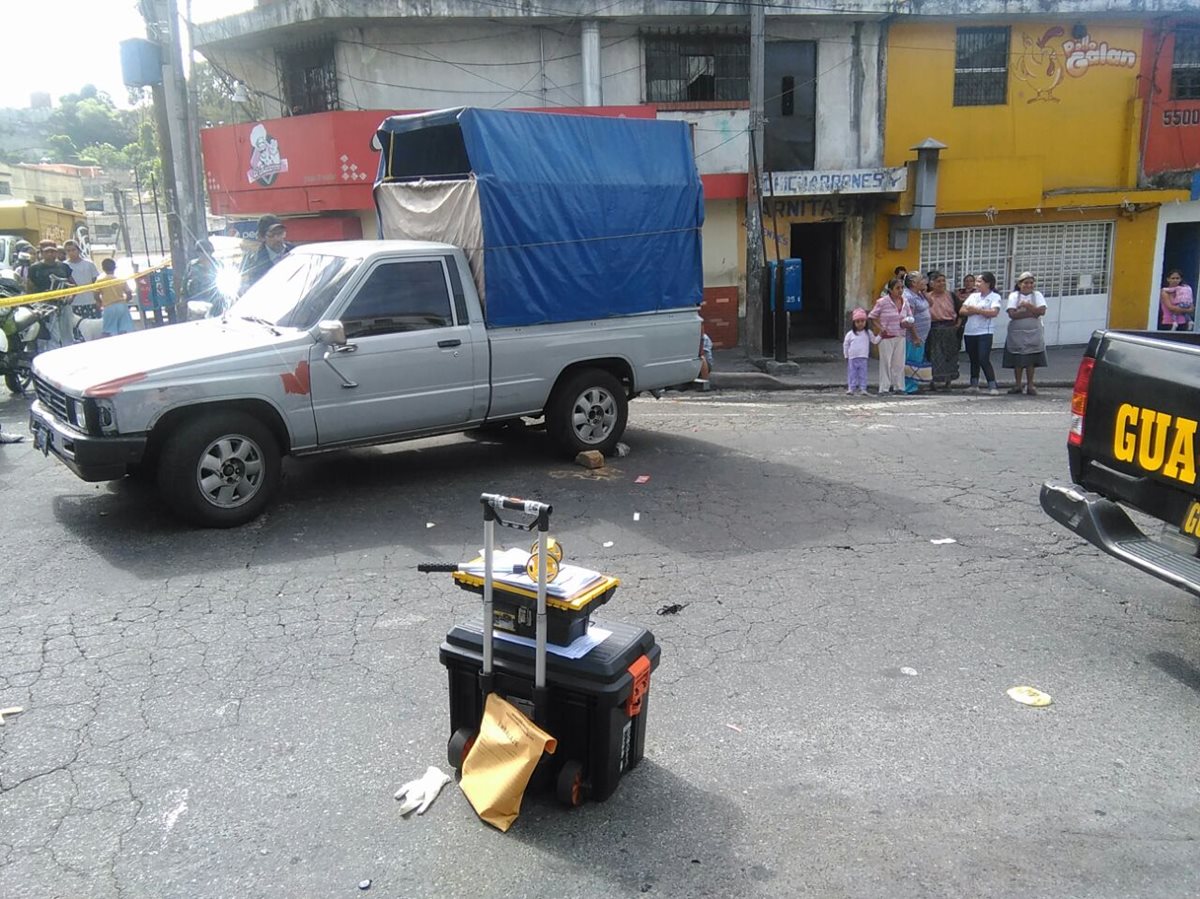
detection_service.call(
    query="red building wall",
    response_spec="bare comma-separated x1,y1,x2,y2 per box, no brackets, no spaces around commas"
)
200,106,658,219
1140,22,1200,177
200,105,745,233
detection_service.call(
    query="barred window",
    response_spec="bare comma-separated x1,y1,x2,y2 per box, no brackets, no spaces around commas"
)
644,32,749,103
279,41,340,115
954,27,1009,106
84,198,105,212
1172,27,1200,101
0,180,10,195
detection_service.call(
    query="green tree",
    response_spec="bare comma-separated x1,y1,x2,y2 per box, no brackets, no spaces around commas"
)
46,134,79,161
47,85,138,159
192,60,261,126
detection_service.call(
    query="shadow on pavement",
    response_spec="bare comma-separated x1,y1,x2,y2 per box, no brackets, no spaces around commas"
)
1147,651,1200,694
49,416,898,580
508,759,764,896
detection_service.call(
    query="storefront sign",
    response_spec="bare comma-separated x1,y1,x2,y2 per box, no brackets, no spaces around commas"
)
1016,27,1139,103
762,168,907,197
1063,35,1138,76
764,196,864,220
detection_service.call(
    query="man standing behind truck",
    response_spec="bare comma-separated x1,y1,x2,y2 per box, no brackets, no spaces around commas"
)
239,215,291,292
27,242,77,348
64,240,99,313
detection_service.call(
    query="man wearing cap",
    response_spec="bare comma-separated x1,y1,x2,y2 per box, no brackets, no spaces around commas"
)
240,215,291,292
26,244,77,348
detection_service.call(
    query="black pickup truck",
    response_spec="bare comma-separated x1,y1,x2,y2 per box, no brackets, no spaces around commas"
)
1042,330,1200,596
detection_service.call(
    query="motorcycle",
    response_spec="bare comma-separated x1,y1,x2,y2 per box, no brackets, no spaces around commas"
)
0,279,57,394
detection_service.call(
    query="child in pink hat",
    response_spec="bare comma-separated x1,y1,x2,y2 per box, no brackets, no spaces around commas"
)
843,307,879,395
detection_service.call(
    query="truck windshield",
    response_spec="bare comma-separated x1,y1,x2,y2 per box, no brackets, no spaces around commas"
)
233,253,360,329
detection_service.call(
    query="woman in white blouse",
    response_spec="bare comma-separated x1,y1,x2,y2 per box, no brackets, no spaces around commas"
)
958,271,1002,395
1003,271,1047,395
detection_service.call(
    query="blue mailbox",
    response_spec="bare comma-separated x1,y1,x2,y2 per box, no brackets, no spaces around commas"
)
768,258,802,312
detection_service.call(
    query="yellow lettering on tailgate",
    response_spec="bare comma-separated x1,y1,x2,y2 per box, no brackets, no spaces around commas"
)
1185,503,1200,536
1113,403,1138,462
1113,403,1199,485
1162,417,1198,485
1137,409,1172,472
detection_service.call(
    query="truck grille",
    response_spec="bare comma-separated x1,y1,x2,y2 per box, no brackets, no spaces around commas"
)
34,375,70,423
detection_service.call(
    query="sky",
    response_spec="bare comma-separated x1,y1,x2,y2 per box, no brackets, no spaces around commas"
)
0,0,253,110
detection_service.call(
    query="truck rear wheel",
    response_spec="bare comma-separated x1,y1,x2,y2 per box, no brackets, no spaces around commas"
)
549,368,628,458
157,410,280,528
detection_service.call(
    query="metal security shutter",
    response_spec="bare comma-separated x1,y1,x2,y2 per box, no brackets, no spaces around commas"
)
921,221,1113,347
919,227,1012,294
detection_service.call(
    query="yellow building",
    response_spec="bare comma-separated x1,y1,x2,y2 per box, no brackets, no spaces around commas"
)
880,17,1190,345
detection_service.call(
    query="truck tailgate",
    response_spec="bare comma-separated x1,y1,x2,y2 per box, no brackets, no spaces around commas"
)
1042,330,1200,596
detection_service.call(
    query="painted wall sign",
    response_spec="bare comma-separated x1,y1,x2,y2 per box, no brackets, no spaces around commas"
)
1016,27,1138,103
763,167,907,197
1063,36,1138,77
246,123,289,186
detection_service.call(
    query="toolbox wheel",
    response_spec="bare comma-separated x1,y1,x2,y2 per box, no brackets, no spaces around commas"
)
556,760,585,807
448,728,476,771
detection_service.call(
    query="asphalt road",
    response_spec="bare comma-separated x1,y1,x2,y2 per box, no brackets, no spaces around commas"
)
2,387,1198,899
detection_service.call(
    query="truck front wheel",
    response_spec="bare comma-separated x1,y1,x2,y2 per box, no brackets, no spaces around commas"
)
549,369,628,458
157,411,281,528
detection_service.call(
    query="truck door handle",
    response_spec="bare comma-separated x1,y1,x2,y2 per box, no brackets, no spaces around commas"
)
437,338,462,348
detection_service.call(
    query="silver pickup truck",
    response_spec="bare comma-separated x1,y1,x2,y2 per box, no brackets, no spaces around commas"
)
29,241,701,527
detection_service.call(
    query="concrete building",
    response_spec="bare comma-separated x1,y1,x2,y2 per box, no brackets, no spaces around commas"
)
881,2,1199,346
194,0,902,345
0,163,88,214
194,0,1199,347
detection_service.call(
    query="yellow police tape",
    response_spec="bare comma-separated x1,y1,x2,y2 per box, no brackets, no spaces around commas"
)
0,261,172,310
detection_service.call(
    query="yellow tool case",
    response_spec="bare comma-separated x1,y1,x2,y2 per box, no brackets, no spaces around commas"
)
452,549,619,645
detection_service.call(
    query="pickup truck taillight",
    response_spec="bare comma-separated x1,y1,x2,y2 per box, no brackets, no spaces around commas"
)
1068,357,1095,446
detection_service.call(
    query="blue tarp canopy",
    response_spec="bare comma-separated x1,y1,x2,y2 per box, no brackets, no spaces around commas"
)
374,108,704,328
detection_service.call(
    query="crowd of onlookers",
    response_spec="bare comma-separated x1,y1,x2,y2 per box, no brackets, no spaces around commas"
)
7,213,297,348
846,265,1050,397
844,264,1195,397
10,238,135,344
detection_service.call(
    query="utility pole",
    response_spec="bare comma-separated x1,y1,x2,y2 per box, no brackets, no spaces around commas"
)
140,0,205,319
745,0,766,356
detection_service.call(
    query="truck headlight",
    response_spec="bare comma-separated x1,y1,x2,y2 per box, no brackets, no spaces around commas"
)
66,397,86,431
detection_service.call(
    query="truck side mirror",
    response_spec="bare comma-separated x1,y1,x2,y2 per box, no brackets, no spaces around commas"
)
316,320,357,389
317,320,346,346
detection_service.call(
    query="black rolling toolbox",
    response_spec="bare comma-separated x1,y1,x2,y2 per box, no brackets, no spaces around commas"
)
440,618,659,804
430,493,660,807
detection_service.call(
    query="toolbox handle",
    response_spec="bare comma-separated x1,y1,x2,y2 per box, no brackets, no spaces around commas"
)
417,562,525,574
481,493,552,531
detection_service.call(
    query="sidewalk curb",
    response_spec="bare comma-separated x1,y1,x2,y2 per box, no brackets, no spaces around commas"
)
710,371,1076,391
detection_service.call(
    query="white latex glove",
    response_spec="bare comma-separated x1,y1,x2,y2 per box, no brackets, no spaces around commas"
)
394,765,452,816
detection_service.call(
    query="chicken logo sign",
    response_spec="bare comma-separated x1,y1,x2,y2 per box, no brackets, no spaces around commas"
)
246,123,289,186
1015,27,1138,103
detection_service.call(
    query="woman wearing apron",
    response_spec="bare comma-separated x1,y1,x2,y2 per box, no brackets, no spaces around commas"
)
1003,272,1047,395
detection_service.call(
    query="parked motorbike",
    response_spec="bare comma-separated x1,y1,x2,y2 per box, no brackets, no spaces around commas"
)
0,288,57,394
